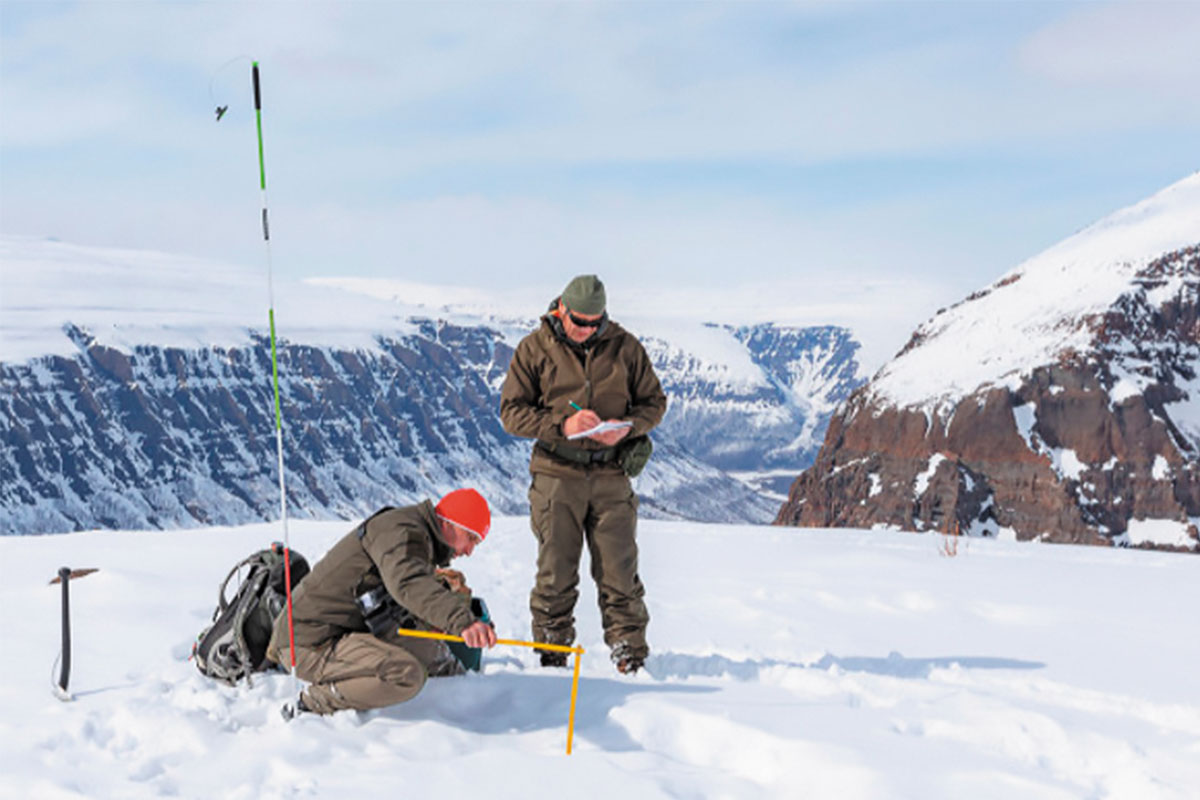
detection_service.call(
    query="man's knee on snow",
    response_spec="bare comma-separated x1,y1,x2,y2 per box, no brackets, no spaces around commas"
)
377,652,427,694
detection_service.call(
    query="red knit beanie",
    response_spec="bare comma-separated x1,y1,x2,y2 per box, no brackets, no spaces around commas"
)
435,488,491,540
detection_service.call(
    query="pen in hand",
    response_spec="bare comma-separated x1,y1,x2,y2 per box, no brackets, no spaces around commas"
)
565,400,603,439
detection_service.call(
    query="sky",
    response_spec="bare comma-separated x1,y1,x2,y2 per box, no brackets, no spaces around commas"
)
2,0,1199,360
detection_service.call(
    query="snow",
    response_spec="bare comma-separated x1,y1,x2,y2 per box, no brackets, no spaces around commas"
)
2,519,1198,799
965,496,997,538
637,321,772,389
0,236,424,363
1013,402,1038,451
0,236,862,420
1110,370,1148,403
1164,372,1200,451
1051,448,1087,481
1118,518,1196,549
1012,403,1090,481
310,275,936,377
913,453,946,496
869,171,1200,413
1152,455,1171,481
0,234,825,390
309,277,773,388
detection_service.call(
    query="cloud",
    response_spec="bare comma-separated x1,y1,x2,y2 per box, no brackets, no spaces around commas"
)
3,0,1198,338
4,2,1130,159
1019,1,1200,90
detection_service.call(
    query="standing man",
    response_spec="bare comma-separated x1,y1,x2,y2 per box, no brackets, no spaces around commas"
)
269,488,497,717
500,275,667,674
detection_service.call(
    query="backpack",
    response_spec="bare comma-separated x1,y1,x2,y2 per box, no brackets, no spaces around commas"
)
192,542,310,685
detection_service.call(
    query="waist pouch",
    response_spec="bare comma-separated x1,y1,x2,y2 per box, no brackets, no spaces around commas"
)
537,436,653,477
617,435,653,478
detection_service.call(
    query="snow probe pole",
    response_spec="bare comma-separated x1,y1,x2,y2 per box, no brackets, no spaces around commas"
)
54,567,72,701
251,61,299,683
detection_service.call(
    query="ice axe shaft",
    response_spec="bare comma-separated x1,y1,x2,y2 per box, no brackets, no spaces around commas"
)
395,628,586,754
55,566,72,700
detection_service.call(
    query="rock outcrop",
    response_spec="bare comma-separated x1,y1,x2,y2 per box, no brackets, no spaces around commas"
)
778,174,1200,553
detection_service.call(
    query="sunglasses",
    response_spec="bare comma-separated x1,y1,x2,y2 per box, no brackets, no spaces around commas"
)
567,310,606,329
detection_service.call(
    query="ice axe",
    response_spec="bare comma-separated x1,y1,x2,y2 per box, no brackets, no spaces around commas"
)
48,567,98,701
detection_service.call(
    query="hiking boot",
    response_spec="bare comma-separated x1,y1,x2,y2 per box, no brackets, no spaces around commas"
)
428,644,468,678
539,650,569,668
611,642,646,675
280,694,311,721
615,655,644,675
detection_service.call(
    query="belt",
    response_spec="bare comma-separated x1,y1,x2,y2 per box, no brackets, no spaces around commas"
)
536,440,618,466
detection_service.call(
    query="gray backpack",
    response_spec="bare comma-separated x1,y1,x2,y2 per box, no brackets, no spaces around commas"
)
191,543,309,685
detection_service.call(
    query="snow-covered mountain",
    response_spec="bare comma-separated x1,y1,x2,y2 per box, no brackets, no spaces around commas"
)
0,236,863,534
779,172,1200,552
644,323,861,471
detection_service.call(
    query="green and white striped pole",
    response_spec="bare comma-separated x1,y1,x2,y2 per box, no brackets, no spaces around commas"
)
251,62,299,681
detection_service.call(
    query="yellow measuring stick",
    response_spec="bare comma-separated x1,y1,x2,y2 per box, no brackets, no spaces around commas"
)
395,628,583,653
396,628,586,755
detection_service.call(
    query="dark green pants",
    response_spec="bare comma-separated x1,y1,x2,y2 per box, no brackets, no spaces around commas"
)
528,471,649,658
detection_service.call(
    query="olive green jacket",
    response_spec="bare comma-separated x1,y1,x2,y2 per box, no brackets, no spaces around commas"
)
499,302,667,477
278,502,477,650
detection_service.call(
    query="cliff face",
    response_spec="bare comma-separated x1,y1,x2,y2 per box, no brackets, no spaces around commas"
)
778,174,1200,553
647,323,863,472
3,319,807,534
2,231,872,534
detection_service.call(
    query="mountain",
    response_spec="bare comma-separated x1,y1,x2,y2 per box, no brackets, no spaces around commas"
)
777,172,1200,552
0,236,863,534
645,323,861,472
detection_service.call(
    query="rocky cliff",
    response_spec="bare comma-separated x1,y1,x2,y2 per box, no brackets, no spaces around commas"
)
777,173,1200,552
0,237,863,534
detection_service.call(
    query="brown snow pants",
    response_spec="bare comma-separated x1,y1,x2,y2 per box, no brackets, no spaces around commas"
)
281,631,449,715
528,471,649,658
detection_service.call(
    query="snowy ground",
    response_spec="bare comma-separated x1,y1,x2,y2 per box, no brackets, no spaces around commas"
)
1,519,1197,799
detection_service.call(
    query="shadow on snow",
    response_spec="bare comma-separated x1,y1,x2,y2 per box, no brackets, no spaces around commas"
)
373,669,717,752
363,648,1042,751
645,650,1045,681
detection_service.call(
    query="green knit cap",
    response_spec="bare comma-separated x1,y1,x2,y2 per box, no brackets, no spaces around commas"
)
561,274,606,315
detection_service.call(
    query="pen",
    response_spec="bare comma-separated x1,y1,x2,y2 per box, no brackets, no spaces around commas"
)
569,401,583,411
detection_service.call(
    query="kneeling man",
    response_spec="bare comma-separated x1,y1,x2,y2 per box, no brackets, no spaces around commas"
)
268,488,497,717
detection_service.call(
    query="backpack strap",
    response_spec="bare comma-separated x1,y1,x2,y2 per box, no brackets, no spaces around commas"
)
215,552,269,617
355,506,397,541
228,568,272,686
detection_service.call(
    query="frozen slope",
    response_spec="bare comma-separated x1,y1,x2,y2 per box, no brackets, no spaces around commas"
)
779,172,1200,548
871,171,1200,415
1,520,1197,799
